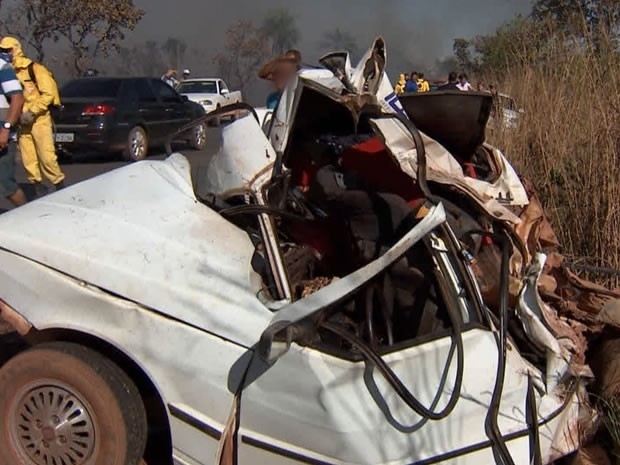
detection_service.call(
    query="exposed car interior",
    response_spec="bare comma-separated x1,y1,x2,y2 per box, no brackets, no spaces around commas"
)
200,84,487,362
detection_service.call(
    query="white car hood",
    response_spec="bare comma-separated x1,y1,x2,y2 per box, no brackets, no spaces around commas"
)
0,154,270,346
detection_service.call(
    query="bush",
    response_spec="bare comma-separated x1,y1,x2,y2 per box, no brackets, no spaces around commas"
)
485,24,620,283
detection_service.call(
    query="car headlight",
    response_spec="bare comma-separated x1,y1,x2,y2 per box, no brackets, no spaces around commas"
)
200,100,213,106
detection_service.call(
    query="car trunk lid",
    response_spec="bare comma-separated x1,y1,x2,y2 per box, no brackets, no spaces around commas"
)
52,98,117,125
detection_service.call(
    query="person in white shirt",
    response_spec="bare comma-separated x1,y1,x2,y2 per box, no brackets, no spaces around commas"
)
161,69,179,88
456,73,473,91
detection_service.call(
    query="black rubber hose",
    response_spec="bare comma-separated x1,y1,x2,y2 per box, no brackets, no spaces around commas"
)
526,376,543,465
482,230,516,465
320,264,465,421
219,204,308,222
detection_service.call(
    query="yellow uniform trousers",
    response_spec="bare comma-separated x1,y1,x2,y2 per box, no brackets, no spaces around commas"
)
18,111,64,185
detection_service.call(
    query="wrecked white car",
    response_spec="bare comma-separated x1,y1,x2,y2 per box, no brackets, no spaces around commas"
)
0,39,596,465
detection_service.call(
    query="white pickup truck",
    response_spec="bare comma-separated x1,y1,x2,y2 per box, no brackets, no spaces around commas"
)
177,78,242,126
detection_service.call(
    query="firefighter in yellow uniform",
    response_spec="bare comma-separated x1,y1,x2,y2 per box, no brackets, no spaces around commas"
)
0,37,64,195
417,73,430,93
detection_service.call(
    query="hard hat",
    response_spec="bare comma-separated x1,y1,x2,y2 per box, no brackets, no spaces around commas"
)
183,69,190,75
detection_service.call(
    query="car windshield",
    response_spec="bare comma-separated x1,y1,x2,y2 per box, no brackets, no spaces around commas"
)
60,79,122,98
178,81,218,94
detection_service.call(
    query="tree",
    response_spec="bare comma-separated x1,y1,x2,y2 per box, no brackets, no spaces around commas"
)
532,0,620,51
533,0,620,29
0,0,144,75
457,15,547,74
114,45,142,75
212,20,271,92
453,38,472,72
261,8,299,55
162,37,187,72
0,1,48,60
319,28,358,58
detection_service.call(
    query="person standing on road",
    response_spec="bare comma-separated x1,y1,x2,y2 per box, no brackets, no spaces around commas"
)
394,73,406,94
457,74,473,91
417,73,430,93
161,69,179,88
0,48,26,207
259,50,301,109
405,72,418,93
182,69,191,81
0,37,65,197
439,72,459,90
258,49,301,81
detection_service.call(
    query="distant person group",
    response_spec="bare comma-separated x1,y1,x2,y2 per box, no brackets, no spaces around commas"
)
394,71,498,95
394,72,430,94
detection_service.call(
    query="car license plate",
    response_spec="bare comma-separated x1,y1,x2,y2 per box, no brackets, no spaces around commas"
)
55,133,74,143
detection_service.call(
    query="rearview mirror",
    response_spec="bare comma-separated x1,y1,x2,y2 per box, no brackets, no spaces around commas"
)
258,321,294,364
221,88,229,95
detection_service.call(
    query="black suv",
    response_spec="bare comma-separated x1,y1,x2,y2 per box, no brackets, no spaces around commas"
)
52,77,207,161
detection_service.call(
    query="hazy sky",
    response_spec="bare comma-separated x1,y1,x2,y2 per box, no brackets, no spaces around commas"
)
131,0,531,72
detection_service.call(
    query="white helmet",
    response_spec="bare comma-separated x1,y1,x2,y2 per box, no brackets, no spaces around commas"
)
183,69,190,75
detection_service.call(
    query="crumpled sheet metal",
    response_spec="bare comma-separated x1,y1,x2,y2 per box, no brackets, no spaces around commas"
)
509,179,620,356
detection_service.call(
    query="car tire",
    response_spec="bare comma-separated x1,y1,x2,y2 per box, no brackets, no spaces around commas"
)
123,126,148,162
189,122,208,150
0,342,147,465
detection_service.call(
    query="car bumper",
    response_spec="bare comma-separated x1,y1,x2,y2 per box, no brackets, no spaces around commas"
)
54,125,125,154
201,104,217,114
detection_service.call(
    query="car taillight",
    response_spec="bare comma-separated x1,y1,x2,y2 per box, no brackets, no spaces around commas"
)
82,104,115,116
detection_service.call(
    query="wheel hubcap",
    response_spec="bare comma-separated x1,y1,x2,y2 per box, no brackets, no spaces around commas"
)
9,382,96,465
131,130,145,158
195,124,206,146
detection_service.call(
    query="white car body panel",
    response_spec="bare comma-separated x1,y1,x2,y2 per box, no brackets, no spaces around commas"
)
0,154,269,347
205,115,275,197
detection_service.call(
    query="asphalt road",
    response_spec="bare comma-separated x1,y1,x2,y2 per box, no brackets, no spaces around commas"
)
0,127,223,213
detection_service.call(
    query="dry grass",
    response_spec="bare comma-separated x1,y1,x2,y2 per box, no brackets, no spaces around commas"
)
485,31,620,282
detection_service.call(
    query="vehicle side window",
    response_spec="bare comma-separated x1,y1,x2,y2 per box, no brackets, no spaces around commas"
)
219,81,228,93
152,79,180,103
136,79,157,102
